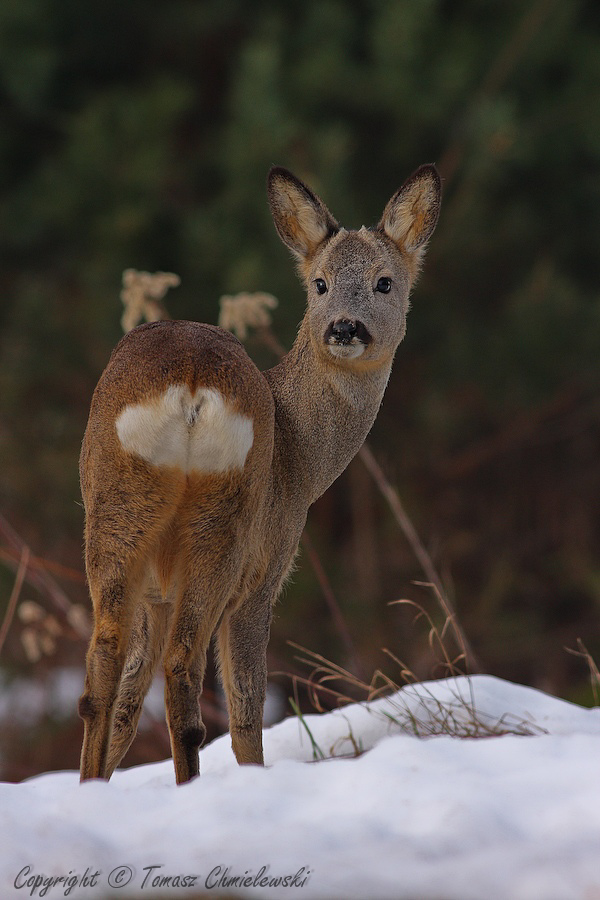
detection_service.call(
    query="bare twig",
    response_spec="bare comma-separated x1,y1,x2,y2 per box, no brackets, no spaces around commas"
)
357,444,480,672
0,546,30,656
300,531,364,679
566,639,600,706
0,513,89,639
0,547,85,583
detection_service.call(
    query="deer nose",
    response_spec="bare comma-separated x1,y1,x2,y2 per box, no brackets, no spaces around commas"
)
329,319,358,344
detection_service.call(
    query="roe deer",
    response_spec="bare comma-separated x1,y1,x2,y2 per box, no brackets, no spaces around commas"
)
78,164,441,784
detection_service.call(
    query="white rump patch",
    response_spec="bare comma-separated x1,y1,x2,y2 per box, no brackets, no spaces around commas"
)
115,385,254,474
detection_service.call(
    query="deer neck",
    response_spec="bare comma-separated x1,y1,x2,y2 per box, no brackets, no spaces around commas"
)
264,316,393,507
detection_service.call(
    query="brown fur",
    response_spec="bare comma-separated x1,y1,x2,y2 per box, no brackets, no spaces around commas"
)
78,164,441,784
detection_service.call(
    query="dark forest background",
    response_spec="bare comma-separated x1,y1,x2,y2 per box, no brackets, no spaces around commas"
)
1,0,599,780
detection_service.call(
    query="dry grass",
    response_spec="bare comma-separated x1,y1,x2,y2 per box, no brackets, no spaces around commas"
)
283,585,547,757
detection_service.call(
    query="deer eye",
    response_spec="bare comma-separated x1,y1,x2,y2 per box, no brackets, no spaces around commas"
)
315,278,328,295
376,277,392,294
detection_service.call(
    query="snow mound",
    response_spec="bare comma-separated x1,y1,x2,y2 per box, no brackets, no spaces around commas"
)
2,675,599,899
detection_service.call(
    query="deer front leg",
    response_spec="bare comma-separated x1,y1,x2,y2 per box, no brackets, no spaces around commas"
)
217,589,273,766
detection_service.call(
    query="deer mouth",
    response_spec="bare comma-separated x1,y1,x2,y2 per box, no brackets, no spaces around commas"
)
324,319,372,358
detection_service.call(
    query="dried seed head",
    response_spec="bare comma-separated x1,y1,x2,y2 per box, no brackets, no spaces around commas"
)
218,292,278,340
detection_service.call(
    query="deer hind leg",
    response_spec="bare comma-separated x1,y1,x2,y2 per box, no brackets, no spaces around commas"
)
104,598,172,779
217,585,274,766
163,543,244,785
164,642,208,785
78,566,146,781
78,467,184,782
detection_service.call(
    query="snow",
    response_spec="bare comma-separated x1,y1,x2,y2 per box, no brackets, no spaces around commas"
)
2,675,600,900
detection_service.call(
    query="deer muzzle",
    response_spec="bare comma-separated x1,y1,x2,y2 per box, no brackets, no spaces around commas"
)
325,319,372,346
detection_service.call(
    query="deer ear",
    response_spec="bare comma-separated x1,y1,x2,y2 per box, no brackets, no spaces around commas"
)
268,167,339,261
378,164,441,257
